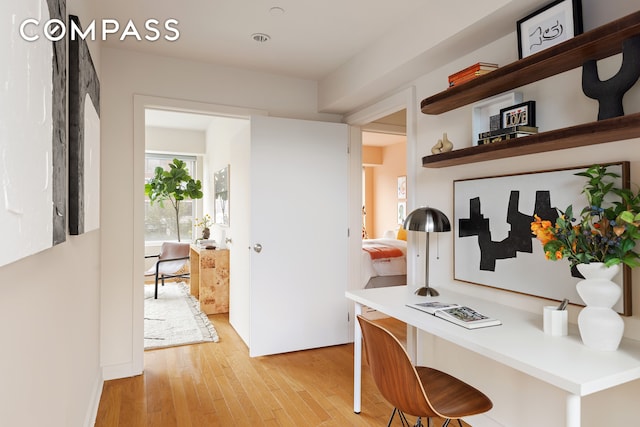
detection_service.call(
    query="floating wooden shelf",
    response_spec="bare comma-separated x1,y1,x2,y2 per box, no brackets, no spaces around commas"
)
422,112,640,168
420,11,640,115
420,11,640,168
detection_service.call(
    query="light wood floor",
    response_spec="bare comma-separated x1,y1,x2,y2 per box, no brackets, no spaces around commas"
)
95,314,469,426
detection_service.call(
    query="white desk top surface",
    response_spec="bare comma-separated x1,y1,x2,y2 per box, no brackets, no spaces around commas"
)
346,285,640,396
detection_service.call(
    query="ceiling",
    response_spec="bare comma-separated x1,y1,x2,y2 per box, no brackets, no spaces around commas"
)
97,0,431,81
126,1,545,143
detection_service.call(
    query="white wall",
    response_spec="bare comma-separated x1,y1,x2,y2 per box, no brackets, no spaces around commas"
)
406,2,640,425
202,116,249,248
145,126,206,155
100,47,341,379
96,0,639,424
0,1,103,426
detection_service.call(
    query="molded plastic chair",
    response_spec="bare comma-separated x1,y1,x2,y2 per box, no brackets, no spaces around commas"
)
145,242,191,299
357,315,493,427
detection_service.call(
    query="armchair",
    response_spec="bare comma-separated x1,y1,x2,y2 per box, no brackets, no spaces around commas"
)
145,242,191,299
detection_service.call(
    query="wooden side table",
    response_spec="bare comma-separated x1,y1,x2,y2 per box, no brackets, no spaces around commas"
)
189,246,229,314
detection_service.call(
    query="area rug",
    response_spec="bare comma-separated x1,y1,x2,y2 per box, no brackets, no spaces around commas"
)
144,282,219,350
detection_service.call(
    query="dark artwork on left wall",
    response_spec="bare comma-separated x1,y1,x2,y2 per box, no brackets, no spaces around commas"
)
50,0,68,246
69,15,101,235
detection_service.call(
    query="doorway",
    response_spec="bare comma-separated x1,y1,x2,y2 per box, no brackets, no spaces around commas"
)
133,96,254,358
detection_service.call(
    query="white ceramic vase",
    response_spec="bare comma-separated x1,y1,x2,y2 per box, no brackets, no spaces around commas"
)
575,262,624,351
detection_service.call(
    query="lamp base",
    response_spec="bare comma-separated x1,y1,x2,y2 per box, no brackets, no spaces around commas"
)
415,286,439,297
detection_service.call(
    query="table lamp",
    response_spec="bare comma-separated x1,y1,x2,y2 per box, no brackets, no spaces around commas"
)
403,207,451,296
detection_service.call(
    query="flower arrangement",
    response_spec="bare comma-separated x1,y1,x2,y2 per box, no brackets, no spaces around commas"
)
195,214,213,230
195,214,213,239
531,165,640,268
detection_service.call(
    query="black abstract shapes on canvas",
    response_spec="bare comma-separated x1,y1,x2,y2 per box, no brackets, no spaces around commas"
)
459,190,558,271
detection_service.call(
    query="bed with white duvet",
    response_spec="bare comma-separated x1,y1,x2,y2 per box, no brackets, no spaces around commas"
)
361,238,406,288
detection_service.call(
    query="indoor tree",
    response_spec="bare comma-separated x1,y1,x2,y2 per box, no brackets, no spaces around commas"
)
145,158,203,242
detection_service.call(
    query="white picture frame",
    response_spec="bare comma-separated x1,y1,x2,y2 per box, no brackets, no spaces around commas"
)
471,92,522,146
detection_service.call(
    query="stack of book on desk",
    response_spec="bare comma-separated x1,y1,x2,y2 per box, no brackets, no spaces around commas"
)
477,125,538,145
448,62,498,88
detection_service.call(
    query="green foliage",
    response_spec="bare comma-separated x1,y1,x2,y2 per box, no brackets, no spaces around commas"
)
145,158,203,241
532,165,640,268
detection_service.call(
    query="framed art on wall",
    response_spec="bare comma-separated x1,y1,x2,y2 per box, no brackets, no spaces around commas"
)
0,0,67,267
397,201,406,225
69,15,101,235
214,165,230,226
397,176,407,199
453,162,630,315
517,0,583,59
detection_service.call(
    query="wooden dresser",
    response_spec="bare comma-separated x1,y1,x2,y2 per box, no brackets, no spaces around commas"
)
189,246,229,314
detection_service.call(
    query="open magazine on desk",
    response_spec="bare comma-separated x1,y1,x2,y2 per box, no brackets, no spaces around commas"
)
407,301,502,329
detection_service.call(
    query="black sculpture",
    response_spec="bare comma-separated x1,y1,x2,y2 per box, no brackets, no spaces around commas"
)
582,35,640,120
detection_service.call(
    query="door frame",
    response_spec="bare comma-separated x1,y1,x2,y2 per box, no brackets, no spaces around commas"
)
343,86,418,341
132,95,266,371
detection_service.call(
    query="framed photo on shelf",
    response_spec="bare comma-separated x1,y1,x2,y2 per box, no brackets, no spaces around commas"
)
499,101,536,128
517,0,583,59
471,92,523,146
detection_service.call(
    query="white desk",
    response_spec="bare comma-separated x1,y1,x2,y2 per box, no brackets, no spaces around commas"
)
346,286,640,427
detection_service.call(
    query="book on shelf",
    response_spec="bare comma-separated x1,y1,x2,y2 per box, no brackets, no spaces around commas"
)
406,301,502,329
448,69,496,87
477,131,536,145
478,125,538,139
448,62,499,82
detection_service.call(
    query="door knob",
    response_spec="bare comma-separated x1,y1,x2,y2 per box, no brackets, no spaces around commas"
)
253,243,263,253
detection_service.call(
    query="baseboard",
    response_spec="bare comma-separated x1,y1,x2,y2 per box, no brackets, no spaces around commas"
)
84,373,104,427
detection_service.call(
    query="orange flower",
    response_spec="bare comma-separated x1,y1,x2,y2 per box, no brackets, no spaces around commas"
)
531,215,555,245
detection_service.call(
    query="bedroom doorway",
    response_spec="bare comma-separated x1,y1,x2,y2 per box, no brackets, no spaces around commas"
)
361,109,408,290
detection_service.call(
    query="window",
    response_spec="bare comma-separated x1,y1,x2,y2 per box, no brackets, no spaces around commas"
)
144,153,198,243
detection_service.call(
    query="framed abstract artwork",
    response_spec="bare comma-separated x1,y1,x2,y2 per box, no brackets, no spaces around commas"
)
69,15,101,235
453,162,630,315
0,0,67,267
517,0,583,58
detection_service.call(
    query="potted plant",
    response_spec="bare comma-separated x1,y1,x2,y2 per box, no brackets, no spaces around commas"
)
531,164,640,268
195,214,213,240
530,164,640,350
145,158,203,242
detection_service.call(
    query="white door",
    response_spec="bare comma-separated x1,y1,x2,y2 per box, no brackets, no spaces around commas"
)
248,115,349,357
